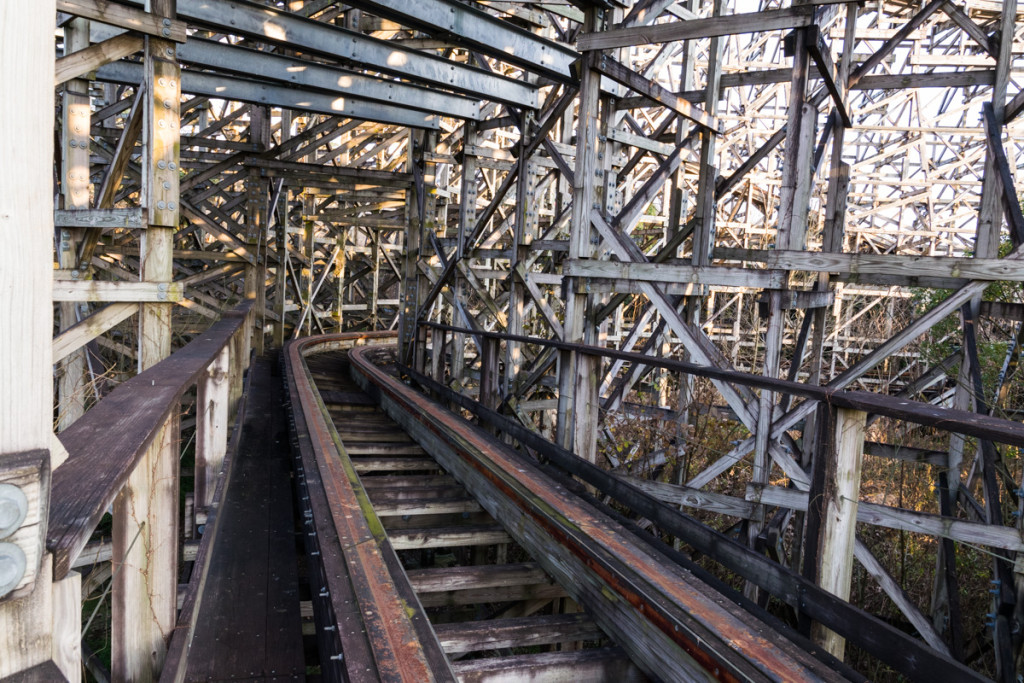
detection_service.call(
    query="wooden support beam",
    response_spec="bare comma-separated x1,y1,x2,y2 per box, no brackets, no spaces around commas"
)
55,32,143,86
563,259,786,289
749,483,1024,553
717,247,1024,281
56,0,187,41
0,1,61,671
58,17,92,433
577,5,815,50
113,17,180,680
52,302,138,363
52,279,184,302
811,408,865,660
344,0,578,83
592,54,719,132
56,207,145,230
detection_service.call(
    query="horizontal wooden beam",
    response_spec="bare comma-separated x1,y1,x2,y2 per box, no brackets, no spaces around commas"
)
747,484,1024,552
716,247,1024,281
54,207,145,230
52,279,184,302
343,0,578,83
95,61,441,130
56,0,187,41
170,0,539,108
175,37,482,121
578,5,815,51
563,258,785,289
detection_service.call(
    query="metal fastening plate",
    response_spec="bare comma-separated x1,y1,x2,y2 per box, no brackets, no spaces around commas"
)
0,542,26,597
0,484,27,539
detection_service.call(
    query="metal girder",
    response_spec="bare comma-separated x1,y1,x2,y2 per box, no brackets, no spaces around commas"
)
343,0,579,83
128,0,539,108
178,38,482,121
95,62,441,129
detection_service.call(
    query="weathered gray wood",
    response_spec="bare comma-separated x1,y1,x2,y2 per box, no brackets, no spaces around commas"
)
614,473,755,519
717,247,1024,281
54,32,142,85
578,5,815,50
54,208,145,230
747,484,1024,552
52,302,137,363
434,614,603,654
450,647,648,683
56,0,187,41
812,409,866,660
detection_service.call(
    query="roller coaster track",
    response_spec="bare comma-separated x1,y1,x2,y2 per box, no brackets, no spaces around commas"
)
283,333,981,682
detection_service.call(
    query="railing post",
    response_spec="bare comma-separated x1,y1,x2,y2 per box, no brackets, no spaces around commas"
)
480,337,500,413
113,412,180,680
196,345,230,513
413,323,428,376
431,328,447,388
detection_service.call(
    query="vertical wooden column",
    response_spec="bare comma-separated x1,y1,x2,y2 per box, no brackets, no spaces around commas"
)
0,4,81,680
273,110,292,347
302,193,315,337
451,122,480,387
245,106,271,354
57,17,91,432
399,129,426,365
749,21,815,581
811,407,866,660
505,112,535,396
557,7,603,461
113,5,181,678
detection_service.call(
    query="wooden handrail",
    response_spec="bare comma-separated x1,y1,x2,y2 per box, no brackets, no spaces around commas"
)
47,302,252,579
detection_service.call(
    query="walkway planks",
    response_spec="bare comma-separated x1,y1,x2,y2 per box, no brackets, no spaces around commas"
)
183,355,305,683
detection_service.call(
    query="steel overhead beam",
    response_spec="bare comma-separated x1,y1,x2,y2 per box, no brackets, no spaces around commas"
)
178,38,482,121
343,0,578,83
95,61,440,129
150,0,538,108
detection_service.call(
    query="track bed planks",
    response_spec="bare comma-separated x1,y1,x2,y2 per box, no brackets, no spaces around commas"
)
286,335,641,683
285,334,856,682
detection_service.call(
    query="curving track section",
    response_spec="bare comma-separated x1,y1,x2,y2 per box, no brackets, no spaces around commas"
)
284,333,857,682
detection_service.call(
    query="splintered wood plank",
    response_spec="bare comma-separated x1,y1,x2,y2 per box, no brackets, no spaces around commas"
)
353,457,441,473
344,443,427,456
366,485,471,503
435,614,604,654
451,647,648,683
408,563,568,608
360,474,456,489
183,356,304,682
388,525,511,550
337,429,415,443
373,497,482,517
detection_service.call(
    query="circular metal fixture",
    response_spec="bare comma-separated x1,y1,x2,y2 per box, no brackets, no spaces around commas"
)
0,543,26,597
0,484,27,539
